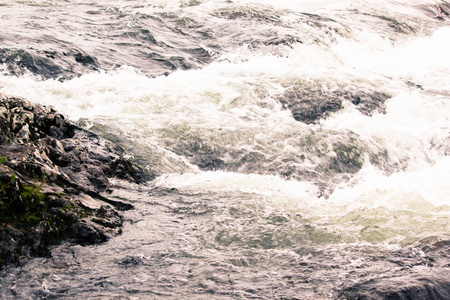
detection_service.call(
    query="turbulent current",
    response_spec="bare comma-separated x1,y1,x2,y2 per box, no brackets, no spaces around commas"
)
1,0,450,299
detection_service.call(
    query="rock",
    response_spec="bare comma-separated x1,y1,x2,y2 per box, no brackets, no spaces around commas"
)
0,48,99,80
70,220,109,244
74,52,97,66
0,93,146,269
277,85,390,124
0,94,148,191
0,48,65,79
0,224,23,266
420,238,450,268
280,87,343,124
339,276,450,300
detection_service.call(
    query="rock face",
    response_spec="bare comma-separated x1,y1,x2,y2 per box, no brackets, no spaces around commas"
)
0,94,145,269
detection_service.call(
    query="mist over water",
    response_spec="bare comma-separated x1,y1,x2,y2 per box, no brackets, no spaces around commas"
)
1,0,450,299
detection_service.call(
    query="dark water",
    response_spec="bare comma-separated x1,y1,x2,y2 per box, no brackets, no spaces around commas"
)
1,0,450,299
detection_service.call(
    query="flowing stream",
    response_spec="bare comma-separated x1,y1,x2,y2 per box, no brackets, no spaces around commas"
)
0,0,450,298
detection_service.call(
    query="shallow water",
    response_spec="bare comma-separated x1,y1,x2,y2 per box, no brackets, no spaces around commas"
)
2,179,448,299
0,0,449,298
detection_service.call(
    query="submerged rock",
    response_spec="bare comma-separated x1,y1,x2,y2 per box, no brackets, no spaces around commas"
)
278,85,391,124
339,238,450,300
0,94,145,269
339,276,450,300
0,48,98,80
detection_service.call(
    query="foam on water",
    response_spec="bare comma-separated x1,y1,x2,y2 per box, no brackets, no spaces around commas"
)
333,26,450,88
0,0,448,244
154,171,318,200
1,19,448,183
331,157,450,209
1,1,450,298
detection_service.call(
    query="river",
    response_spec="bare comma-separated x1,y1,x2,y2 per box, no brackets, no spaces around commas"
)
1,0,449,298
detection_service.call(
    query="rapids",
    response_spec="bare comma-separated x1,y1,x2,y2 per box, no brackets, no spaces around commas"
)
0,0,449,298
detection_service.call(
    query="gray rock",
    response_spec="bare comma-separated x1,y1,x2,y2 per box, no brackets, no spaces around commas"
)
339,276,450,300
277,85,391,124
0,93,145,269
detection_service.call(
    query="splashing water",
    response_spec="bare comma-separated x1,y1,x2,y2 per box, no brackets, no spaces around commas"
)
0,0,449,298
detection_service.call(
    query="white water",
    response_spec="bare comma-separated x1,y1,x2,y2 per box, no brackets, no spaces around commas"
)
1,0,449,244
1,1,450,298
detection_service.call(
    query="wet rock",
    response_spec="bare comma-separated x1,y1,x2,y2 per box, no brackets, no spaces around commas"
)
0,93,146,269
0,224,23,266
0,94,148,190
339,276,450,300
330,142,363,174
0,48,100,80
92,205,123,228
281,88,342,124
0,48,65,79
193,155,225,171
74,52,97,66
116,255,145,266
278,85,390,124
420,238,450,268
71,219,110,244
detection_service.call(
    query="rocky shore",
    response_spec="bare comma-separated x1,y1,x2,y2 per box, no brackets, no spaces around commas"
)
0,93,146,269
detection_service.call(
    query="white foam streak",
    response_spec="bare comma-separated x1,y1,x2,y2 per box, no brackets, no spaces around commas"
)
333,26,450,89
154,171,318,201
0,0,449,238
330,157,450,210
153,152,450,211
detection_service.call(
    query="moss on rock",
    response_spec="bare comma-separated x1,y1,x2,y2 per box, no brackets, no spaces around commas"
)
0,94,143,269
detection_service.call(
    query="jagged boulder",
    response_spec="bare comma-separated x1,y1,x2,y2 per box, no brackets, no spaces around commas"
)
0,94,146,269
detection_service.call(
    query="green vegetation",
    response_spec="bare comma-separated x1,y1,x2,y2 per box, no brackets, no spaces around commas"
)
1,157,46,225
0,156,88,235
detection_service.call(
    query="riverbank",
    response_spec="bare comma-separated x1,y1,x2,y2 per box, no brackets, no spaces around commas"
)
0,93,146,269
